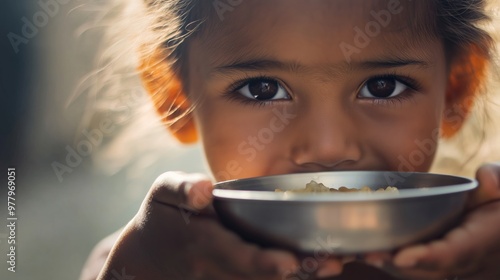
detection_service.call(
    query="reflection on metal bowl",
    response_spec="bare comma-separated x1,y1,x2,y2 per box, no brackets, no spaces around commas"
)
213,171,477,254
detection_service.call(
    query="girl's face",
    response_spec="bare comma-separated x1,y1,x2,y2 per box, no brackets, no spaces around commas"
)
186,0,448,181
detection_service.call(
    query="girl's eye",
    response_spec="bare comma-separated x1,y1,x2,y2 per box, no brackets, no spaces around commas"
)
237,79,290,101
359,77,408,99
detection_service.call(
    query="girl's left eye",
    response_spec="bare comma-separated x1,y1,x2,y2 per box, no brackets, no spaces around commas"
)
236,78,290,101
358,77,408,99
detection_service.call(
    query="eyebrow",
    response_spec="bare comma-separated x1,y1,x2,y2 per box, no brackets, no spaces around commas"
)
212,57,430,75
359,59,430,69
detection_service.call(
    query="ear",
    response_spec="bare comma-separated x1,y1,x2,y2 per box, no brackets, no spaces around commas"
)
138,51,198,144
441,44,489,138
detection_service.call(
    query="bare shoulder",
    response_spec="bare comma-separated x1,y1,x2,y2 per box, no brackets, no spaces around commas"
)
79,228,123,280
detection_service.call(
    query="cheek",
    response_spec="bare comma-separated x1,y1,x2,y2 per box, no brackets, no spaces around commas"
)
386,126,440,173
193,102,291,181
369,98,444,172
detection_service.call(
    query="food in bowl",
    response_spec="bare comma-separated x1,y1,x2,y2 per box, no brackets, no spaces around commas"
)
274,180,399,193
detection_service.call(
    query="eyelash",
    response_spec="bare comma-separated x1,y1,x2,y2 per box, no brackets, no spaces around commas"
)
360,73,422,106
224,75,290,108
223,73,422,107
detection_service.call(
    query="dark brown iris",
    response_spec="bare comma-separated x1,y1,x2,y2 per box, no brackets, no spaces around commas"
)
366,78,396,98
248,79,279,100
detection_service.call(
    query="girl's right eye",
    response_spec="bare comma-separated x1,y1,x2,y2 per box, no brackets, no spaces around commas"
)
236,78,291,101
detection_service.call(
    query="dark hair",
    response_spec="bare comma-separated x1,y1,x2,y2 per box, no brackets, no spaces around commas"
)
435,0,493,59
144,0,493,77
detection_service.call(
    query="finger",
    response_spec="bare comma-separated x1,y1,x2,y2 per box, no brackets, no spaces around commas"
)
393,234,481,276
381,262,448,280
315,259,343,278
208,246,299,279
275,253,343,279
218,246,299,277
192,258,246,280
460,249,500,280
364,252,392,268
393,201,500,276
188,177,215,210
287,252,344,279
256,250,301,277
393,245,428,269
340,255,356,265
148,171,214,210
468,163,500,209
144,203,298,278
197,218,299,277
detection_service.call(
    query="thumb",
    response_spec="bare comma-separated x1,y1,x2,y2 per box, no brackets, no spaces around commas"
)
468,163,500,209
149,171,214,211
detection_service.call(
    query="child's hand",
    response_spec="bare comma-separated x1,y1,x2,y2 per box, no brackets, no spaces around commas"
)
365,163,500,280
97,172,342,280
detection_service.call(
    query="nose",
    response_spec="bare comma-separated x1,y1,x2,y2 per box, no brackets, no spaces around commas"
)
290,103,362,170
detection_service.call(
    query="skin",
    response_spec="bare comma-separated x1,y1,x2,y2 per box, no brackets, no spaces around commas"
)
89,1,500,279
187,0,446,180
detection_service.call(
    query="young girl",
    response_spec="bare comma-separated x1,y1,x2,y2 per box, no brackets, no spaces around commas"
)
80,0,500,279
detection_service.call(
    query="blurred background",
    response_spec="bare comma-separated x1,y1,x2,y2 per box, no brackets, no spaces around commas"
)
1,1,205,279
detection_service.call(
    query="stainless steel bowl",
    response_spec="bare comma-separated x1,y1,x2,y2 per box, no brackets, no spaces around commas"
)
213,171,477,254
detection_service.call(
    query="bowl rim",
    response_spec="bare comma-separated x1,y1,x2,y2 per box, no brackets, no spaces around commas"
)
213,171,478,202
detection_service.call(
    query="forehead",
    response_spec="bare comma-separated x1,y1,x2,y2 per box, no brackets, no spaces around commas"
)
191,0,438,68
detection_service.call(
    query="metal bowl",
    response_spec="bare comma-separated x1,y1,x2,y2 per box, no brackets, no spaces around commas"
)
213,171,477,254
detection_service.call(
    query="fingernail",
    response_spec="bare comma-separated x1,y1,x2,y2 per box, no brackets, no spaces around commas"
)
316,263,342,278
394,259,417,268
366,259,384,268
341,255,356,264
394,257,417,268
188,181,213,209
316,267,339,278
279,263,300,274
259,251,299,275
394,246,427,268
